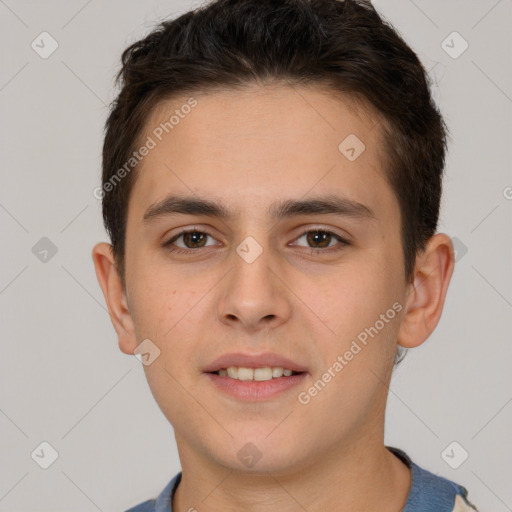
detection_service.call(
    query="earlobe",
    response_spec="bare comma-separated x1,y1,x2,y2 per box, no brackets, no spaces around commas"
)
91,242,138,355
397,233,455,349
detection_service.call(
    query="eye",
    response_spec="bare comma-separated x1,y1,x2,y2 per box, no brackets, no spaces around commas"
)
163,228,217,254
292,228,350,254
162,227,350,255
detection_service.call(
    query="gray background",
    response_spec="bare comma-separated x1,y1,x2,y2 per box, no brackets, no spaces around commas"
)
0,1,510,510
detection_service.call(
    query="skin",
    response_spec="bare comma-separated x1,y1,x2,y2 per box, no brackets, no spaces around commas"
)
92,83,455,511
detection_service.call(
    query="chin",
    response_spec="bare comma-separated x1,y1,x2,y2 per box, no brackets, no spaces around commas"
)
208,434,311,476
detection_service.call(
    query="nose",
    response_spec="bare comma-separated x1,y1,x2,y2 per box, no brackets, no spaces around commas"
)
216,245,292,333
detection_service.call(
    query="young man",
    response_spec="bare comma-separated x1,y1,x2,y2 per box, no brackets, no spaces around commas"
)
92,0,480,510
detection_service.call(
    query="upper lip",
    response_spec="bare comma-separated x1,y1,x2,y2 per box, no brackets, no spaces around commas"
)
203,352,308,373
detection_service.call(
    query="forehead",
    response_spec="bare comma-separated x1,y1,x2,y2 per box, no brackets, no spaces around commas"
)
128,84,397,225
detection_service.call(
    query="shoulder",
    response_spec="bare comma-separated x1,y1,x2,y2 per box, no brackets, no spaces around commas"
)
410,465,480,512
125,499,156,512
123,472,182,512
387,446,481,512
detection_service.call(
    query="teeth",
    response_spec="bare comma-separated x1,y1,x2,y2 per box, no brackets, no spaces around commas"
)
237,367,254,381
272,367,284,378
227,367,238,379
217,366,299,381
254,367,272,381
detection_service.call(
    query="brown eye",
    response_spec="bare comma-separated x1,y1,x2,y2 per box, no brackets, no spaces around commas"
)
164,229,216,253
180,231,208,248
294,229,349,252
306,231,332,248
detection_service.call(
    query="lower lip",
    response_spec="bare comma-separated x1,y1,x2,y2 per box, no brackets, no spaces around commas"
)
204,372,308,401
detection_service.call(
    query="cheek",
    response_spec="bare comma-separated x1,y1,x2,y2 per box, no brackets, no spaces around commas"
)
127,263,216,381
307,259,397,338
127,258,193,342
300,251,403,383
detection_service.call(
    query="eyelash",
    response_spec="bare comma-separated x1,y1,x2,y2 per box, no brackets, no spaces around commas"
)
163,227,350,256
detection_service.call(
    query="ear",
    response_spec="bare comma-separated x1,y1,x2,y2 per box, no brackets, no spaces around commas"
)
91,242,138,355
397,233,455,349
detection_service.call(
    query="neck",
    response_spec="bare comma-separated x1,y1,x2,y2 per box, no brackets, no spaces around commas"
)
172,429,411,512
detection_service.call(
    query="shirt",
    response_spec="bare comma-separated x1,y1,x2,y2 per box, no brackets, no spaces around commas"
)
125,446,480,512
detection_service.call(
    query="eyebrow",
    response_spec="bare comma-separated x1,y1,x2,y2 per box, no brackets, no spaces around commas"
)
142,193,377,224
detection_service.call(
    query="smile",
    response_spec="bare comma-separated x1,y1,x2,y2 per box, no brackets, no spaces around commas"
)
212,366,301,381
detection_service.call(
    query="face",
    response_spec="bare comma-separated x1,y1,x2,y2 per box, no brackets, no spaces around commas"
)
121,84,410,473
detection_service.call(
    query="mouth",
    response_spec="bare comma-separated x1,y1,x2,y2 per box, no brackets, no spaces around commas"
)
203,351,308,375
202,353,309,401
207,366,304,381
